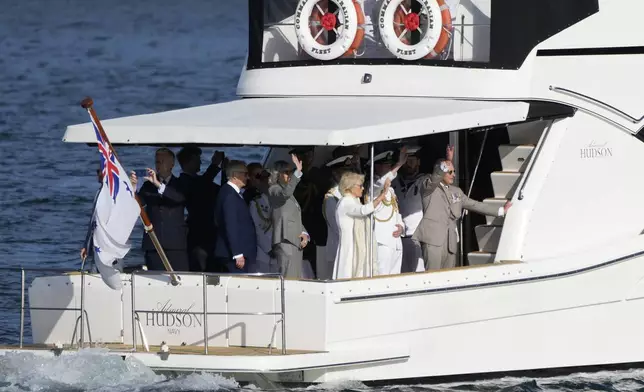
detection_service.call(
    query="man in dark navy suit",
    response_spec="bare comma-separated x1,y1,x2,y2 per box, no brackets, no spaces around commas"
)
177,146,224,272
129,148,189,272
214,160,257,273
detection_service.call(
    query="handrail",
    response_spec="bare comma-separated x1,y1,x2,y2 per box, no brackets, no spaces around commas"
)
549,85,644,125
460,130,489,264
19,269,24,348
517,121,554,200
13,267,90,348
70,311,93,347
131,270,287,355
0,266,85,273
202,274,208,355
2,267,288,356
368,143,375,278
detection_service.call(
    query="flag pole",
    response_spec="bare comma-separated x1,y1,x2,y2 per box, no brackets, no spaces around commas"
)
80,97,180,286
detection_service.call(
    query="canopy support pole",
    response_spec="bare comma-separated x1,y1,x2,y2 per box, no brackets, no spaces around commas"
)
369,144,375,278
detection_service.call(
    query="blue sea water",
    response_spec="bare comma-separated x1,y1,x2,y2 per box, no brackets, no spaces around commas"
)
0,0,640,390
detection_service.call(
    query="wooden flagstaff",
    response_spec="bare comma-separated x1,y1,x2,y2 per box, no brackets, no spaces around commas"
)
80,97,180,286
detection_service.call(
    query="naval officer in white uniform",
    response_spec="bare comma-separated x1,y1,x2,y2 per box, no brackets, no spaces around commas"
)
368,148,407,276
394,145,454,272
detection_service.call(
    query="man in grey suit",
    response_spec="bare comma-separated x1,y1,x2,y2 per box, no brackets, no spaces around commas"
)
268,154,310,278
412,159,512,270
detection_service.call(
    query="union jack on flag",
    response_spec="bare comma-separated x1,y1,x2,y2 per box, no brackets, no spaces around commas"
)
91,116,120,202
86,109,140,290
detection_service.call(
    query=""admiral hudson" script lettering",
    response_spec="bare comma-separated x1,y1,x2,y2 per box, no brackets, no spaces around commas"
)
580,141,613,159
145,300,203,329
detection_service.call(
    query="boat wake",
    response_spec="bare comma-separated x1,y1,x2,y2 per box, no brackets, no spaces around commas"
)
0,348,240,392
0,349,643,392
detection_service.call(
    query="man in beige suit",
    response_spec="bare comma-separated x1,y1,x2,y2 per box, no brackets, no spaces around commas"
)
412,159,511,270
268,154,309,278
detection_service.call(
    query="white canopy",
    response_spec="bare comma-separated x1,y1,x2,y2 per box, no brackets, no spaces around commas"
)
63,97,530,146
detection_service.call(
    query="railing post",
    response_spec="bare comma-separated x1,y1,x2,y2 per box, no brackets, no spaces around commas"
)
280,275,286,354
203,273,208,355
369,143,375,277
7,269,289,356
19,268,25,349
131,272,137,351
80,270,85,347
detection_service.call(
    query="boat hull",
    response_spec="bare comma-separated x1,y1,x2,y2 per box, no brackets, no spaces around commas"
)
19,236,644,383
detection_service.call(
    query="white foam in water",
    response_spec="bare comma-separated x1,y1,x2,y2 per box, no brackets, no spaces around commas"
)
0,348,241,392
154,372,241,392
304,380,369,391
1,348,644,392
408,367,644,392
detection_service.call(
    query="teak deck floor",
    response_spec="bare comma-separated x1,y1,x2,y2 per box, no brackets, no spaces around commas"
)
0,343,321,356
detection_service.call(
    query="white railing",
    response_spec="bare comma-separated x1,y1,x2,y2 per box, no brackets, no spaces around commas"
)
130,270,287,355
6,267,286,355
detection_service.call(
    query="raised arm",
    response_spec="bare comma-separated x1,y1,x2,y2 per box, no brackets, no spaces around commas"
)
202,150,224,183
374,171,397,190
267,154,304,205
374,147,408,189
348,178,391,217
420,174,440,198
269,174,301,202
344,199,377,218
159,182,186,204
134,168,185,204
459,188,511,217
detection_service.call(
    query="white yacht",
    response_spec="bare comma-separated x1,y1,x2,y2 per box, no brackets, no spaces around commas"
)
4,0,644,387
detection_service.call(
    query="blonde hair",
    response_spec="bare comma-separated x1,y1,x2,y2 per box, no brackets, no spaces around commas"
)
339,172,364,195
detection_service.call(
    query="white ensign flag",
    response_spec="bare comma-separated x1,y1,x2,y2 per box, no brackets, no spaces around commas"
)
90,114,140,289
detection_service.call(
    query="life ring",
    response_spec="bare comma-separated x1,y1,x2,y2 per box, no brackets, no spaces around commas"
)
295,0,363,60
395,0,452,58
378,0,450,60
345,0,365,57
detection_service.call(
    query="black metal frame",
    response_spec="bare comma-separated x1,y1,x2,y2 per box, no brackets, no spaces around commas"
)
247,0,599,71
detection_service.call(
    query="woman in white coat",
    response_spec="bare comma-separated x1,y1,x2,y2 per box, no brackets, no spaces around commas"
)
321,154,355,280
333,171,390,279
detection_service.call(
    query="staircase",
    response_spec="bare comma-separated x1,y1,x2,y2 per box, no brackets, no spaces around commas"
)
466,122,547,266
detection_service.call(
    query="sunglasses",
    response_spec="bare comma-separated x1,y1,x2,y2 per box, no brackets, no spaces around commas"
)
447,170,455,175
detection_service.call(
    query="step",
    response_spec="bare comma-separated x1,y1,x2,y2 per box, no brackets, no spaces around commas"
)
491,171,522,199
474,225,502,252
498,145,534,173
483,198,507,225
507,120,547,145
467,251,495,266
